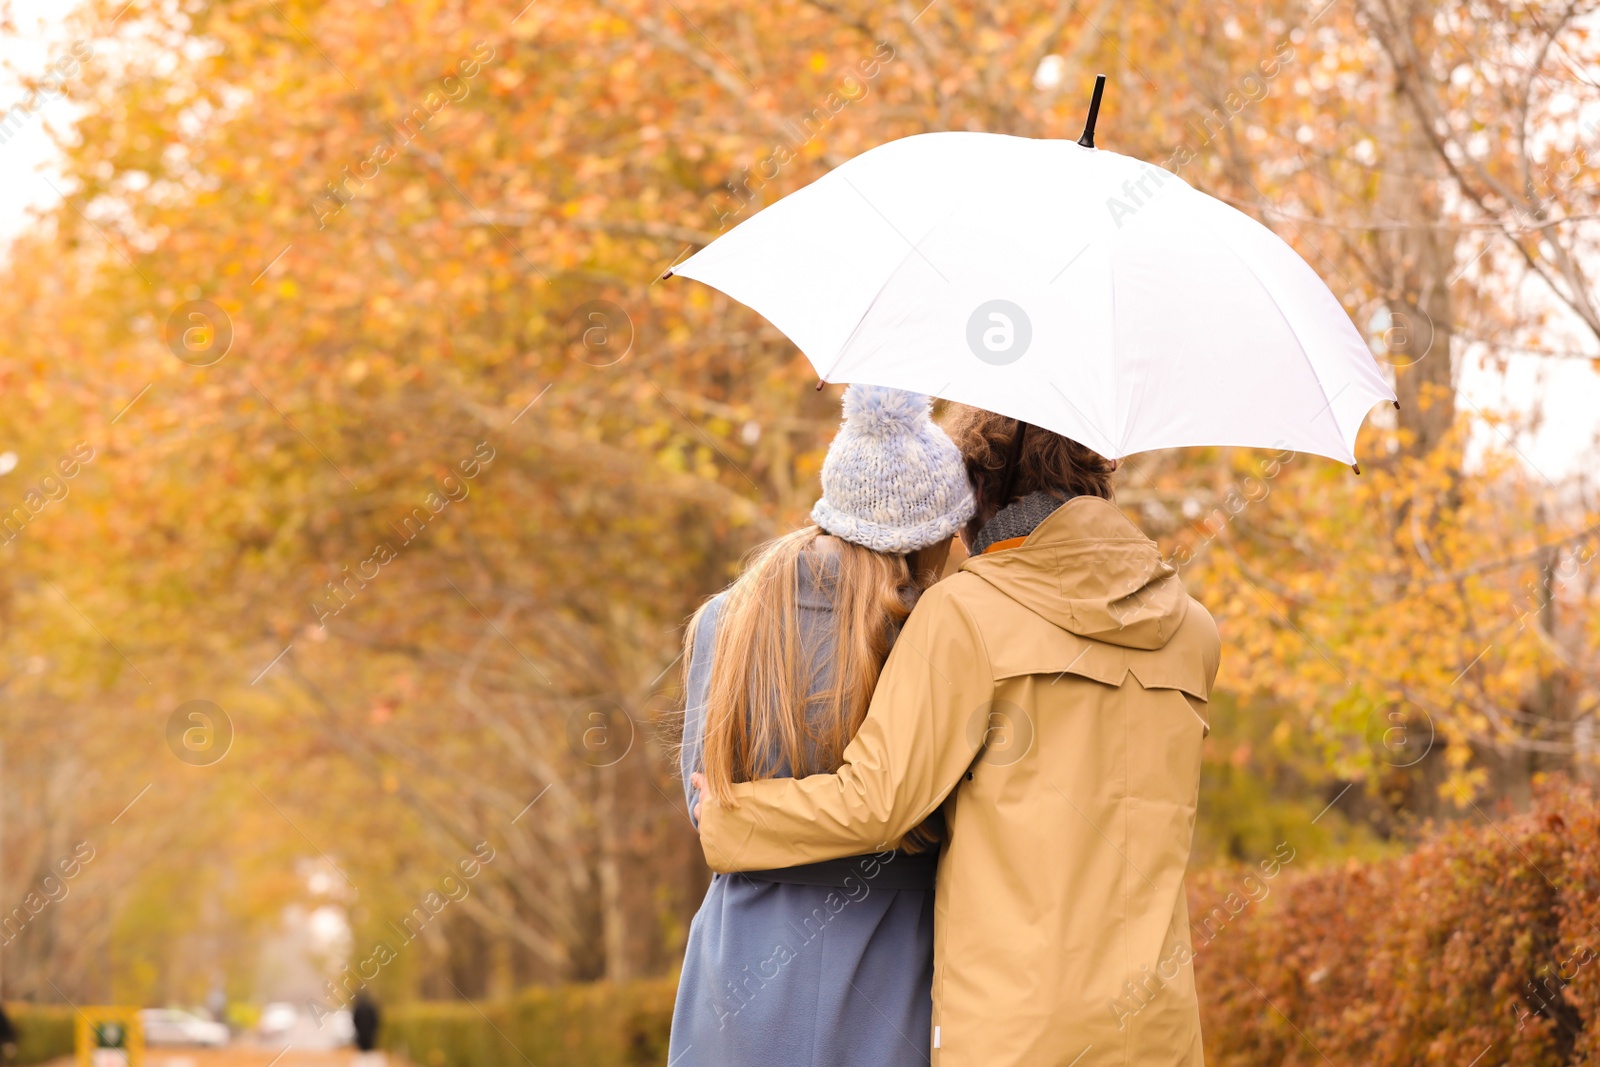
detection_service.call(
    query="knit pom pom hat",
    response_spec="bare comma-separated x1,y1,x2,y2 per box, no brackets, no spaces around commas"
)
810,385,976,555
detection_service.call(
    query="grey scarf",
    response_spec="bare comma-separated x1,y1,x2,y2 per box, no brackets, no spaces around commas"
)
969,492,1073,555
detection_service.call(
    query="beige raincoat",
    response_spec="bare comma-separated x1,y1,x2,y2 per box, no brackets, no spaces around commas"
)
697,496,1220,1066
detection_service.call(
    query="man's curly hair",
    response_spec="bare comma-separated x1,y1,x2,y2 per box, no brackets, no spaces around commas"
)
941,404,1116,517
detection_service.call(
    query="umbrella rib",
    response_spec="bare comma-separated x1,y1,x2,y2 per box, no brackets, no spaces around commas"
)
1047,241,1093,285
1118,316,1198,457
1045,239,1120,452
815,195,961,384
1048,380,1120,459
817,238,929,383
838,175,950,283
1198,216,1354,454
1109,256,1122,452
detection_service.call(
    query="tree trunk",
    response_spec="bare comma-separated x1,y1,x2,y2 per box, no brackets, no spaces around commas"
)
595,767,630,982
1378,1,1457,460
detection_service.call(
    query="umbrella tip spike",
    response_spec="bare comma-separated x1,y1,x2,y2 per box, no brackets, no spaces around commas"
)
661,269,675,280
1393,399,1401,409
1351,462,1362,475
1077,74,1107,149
815,379,826,391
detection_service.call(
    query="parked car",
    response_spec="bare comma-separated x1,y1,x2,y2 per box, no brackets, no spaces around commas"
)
257,1002,298,1040
139,1009,229,1048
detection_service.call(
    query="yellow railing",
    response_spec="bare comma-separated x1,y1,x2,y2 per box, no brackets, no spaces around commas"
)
73,1008,143,1067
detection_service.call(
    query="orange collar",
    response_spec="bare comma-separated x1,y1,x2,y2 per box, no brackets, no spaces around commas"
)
981,535,1030,555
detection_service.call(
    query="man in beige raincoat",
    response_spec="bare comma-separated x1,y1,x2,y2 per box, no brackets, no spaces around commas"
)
696,408,1220,1067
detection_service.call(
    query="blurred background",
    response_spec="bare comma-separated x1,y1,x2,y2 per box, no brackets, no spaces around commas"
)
0,0,1596,1063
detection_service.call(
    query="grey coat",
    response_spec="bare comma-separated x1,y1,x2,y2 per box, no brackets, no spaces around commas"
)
669,555,935,1067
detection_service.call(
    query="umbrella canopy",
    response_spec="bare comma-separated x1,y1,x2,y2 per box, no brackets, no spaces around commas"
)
671,131,1395,465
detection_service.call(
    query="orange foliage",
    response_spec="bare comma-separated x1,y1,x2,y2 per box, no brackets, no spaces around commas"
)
1194,780,1600,1066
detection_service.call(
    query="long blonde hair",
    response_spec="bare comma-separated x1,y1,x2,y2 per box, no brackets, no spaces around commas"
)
686,526,936,843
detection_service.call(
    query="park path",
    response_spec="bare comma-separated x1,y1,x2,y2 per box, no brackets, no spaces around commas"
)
39,1049,410,1067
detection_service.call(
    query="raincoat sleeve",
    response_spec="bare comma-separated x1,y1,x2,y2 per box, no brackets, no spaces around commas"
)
697,582,990,872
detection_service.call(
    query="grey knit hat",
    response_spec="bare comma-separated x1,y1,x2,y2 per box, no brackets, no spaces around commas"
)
810,384,976,554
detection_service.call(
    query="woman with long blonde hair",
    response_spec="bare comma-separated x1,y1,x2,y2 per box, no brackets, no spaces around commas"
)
669,385,974,1067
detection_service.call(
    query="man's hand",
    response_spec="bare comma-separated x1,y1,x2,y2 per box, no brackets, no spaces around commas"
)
689,771,706,824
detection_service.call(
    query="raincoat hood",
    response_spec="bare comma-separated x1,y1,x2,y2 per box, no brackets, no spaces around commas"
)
960,495,1188,650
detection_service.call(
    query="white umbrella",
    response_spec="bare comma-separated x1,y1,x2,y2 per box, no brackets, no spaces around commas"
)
669,109,1395,467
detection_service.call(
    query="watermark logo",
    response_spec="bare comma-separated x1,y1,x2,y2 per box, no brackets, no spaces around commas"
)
966,700,1035,766
1365,701,1434,768
567,300,634,367
0,840,95,946
309,42,496,230
166,700,234,766
165,301,233,366
1167,443,1296,569
1,441,95,546
0,41,93,148
705,42,896,235
966,300,1032,366
1105,164,1175,228
306,842,495,1024
566,700,635,767
1368,301,1435,367
310,441,495,629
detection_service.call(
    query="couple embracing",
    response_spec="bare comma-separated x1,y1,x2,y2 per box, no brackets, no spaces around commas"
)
672,385,1220,1067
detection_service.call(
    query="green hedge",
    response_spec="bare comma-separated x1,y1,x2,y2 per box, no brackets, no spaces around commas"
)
384,978,675,1067
7,1003,76,1065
